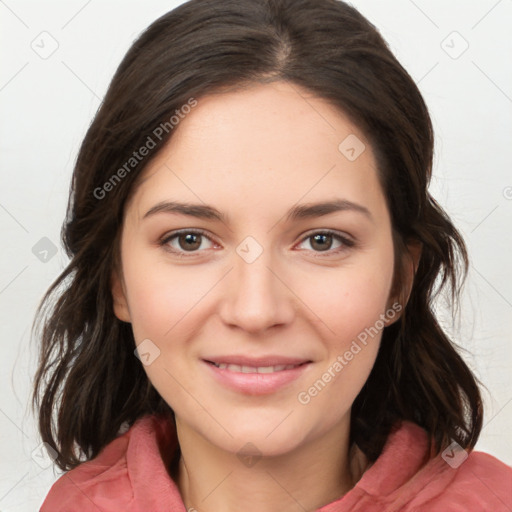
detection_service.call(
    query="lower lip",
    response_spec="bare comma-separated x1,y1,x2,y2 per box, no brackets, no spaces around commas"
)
203,361,311,395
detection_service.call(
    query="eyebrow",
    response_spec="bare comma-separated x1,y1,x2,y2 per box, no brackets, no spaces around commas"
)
143,199,373,224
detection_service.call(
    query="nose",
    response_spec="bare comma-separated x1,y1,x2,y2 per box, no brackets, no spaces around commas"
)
218,246,295,335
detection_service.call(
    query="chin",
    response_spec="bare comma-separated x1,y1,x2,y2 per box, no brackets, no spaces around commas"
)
205,414,313,458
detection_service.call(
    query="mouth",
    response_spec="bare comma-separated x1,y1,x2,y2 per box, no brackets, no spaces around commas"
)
202,357,312,395
205,360,309,373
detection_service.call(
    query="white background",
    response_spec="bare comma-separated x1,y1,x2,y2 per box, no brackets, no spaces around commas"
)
0,0,511,510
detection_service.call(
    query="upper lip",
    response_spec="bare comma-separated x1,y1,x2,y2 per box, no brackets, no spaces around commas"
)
203,355,312,367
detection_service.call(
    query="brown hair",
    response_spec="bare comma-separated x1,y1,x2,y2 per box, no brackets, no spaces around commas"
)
32,0,483,470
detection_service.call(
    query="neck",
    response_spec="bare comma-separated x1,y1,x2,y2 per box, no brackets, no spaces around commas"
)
175,417,366,512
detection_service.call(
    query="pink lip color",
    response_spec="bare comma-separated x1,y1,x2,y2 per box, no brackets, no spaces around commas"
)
203,360,311,395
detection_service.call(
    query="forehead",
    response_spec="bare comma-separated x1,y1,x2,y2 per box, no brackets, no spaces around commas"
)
168,80,366,160
127,81,386,224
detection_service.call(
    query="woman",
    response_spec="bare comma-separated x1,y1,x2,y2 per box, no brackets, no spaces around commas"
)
33,0,512,510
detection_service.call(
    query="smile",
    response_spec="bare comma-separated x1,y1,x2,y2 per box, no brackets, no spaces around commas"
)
203,358,312,395
208,362,303,373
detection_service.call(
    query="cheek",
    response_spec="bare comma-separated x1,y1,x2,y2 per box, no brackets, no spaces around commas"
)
312,252,395,344
120,234,212,342
297,268,393,423
126,272,204,344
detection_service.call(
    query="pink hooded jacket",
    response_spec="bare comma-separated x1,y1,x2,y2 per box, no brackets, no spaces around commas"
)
40,415,512,511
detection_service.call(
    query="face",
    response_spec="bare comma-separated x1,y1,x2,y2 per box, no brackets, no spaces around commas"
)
112,80,405,458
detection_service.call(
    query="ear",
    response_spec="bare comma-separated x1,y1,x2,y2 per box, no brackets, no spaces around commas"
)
386,240,422,324
400,240,422,306
111,269,131,323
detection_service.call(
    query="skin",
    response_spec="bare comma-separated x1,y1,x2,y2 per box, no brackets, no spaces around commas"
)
111,80,420,512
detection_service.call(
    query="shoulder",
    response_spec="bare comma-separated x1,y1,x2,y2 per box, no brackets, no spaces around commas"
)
40,432,132,511
39,415,176,512
414,449,512,511
362,421,512,511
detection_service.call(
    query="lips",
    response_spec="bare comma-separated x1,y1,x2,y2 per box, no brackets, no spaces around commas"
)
208,362,305,373
202,355,312,395
203,355,311,373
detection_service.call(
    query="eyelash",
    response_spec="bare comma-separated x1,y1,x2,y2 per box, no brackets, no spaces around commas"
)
158,228,356,259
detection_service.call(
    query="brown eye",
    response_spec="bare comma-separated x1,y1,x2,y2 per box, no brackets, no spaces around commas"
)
160,229,216,257
176,233,202,251
297,230,355,256
310,233,334,252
